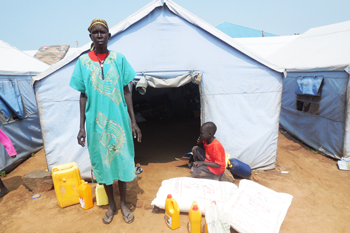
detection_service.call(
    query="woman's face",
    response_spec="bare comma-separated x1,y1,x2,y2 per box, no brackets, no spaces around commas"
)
89,25,111,49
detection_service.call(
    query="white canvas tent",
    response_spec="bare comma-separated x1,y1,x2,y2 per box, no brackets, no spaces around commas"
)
266,21,350,159
33,0,284,179
0,40,49,172
232,35,299,58
0,41,49,75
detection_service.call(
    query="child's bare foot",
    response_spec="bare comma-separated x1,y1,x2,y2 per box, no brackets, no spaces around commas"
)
120,201,134,224
102,204,116,224
0,187,9,198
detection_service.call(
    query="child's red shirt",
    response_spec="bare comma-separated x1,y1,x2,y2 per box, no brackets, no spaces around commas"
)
203,138,226,175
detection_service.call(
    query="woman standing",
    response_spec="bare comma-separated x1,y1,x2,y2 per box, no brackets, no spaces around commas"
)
70,19,141,224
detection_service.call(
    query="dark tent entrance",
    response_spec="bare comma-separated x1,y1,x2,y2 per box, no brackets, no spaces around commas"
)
132,82,201,165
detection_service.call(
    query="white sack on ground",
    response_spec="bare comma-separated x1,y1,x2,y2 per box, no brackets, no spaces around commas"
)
151,177,237,214
223,179,293,233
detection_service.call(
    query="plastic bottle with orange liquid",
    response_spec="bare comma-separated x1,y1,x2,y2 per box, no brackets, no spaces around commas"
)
164,194,180,230
77,180,93,210
188,201,202,233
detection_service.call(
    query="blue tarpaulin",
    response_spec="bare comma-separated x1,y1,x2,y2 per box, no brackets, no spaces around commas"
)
281,71,348,158
0,80,25,119
17,79,38,116
0,98,13,121
0,39,48,172
295,76,324,96
0,76,43,172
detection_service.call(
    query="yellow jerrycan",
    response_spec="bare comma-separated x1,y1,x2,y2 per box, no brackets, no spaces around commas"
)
95,184,108,206
52,162,81,208
164,194,180,230
188,201,202,233
77,180,93,210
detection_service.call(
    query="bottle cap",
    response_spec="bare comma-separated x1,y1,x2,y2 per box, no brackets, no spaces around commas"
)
167,194,172,199
193,205,198,211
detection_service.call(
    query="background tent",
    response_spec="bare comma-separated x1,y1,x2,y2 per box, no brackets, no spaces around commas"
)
216,22,278,38
266,20,350,159
32,0,283,179
0,40,49,173
232,35,299,58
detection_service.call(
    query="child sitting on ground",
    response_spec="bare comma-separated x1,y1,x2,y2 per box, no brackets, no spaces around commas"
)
189,122,226,180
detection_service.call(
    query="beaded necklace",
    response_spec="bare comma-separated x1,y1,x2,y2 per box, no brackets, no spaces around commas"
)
94,50,109,80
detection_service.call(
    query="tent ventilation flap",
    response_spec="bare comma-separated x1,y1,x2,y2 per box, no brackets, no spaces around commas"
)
295,76,324,96
134,70,202,95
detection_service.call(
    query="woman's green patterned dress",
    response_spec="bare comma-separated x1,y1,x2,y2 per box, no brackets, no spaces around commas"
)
70,51,136,185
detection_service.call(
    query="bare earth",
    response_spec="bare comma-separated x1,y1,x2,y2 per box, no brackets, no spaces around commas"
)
1,127,349,233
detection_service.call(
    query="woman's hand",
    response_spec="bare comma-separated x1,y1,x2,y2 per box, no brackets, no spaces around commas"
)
132,122,142,143
77,128,86,147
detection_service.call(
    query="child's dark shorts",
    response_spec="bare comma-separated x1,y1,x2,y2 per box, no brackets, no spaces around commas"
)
191,146,220,179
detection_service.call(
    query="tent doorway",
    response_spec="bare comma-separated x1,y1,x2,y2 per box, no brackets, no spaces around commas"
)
132,82,201,165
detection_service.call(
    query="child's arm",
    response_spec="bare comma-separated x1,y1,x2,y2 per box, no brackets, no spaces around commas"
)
193,161,220,168
193,145,223,168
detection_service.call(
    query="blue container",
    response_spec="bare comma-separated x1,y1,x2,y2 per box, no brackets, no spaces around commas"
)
228,158,252,178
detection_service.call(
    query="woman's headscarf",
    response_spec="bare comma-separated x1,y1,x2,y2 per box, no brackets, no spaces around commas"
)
88,19,109,32
88,19,109,51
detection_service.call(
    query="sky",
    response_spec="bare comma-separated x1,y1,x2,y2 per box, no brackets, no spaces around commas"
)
1,0,350,51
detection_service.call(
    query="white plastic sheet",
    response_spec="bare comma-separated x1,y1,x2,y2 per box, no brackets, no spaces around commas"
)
338,157,350,170
267,21,350,72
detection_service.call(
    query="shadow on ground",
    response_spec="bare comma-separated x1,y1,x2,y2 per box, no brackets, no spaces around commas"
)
279,126,337,161
0,176,23,204
108,177,145,211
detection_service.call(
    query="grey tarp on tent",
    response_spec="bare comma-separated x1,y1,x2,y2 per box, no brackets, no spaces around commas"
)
33,0,284,179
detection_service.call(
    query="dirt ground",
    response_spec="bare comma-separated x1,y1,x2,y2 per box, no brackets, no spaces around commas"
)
1,120,349,232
